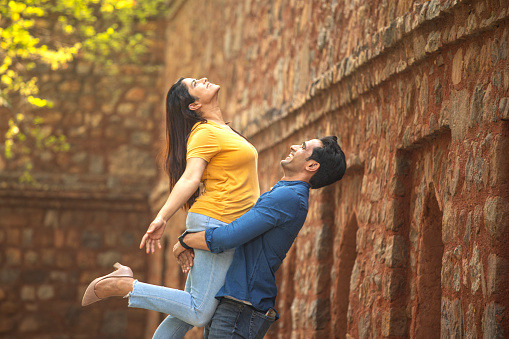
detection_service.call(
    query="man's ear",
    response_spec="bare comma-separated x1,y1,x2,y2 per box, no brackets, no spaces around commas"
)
189,102,201,111
306,161,320,173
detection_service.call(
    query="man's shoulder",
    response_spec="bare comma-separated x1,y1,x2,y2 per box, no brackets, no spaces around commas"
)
267,183,308,206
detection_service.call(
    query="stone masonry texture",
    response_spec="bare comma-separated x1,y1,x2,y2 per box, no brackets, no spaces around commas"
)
1,0,509,338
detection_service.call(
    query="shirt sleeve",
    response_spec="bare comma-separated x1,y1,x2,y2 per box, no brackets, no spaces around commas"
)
186,124,220,162
205,188,302,253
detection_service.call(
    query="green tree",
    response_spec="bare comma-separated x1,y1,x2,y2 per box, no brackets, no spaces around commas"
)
0,0,168,182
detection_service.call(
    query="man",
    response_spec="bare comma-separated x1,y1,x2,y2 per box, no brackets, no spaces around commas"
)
173,135,346,338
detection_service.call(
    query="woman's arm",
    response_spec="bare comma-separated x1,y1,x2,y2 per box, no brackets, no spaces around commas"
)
140,157,208,253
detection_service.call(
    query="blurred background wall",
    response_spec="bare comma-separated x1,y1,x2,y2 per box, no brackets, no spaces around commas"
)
1,0,508,338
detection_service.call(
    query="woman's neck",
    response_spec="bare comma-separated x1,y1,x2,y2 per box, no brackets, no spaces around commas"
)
200,105,225,125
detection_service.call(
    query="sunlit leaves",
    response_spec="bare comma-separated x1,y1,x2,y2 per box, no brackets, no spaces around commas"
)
1,0,168,182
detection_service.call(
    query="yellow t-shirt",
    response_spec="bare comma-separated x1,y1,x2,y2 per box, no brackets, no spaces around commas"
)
186,121,260,223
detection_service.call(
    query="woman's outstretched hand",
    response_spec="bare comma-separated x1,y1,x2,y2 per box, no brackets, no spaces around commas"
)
140,217,167,254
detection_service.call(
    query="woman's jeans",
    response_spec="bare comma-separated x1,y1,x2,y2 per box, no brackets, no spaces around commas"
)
128,212,235,339
204,298,275,339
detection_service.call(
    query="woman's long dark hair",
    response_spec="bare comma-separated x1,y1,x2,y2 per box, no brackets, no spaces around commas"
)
164,77,206,209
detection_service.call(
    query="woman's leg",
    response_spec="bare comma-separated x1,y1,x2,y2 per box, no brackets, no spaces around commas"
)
150,276,194,339
128,213,234,338
129,249,234,337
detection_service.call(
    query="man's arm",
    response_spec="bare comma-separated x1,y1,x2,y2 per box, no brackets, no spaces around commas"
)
178,188,299,254
172,201,279,272
173,231,208,258
174,188,302,271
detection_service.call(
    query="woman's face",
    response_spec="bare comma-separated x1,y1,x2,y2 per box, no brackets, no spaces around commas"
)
183,77,220,104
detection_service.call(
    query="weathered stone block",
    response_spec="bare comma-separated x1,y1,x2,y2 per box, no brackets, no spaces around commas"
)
37,285,54,300
65,229,80,247
384,235,407,268
441,298,464,338
97,250,122,267
490,134,509,187
356,226,367,254
469,85,485,127
381,307,407,336
131,131,152,146
20,270,46,284
24,250,38,266
373,234,386,261
109,145,157,177
308,298,330,330
453,264,461,292
0,317,15,333
482,303,505,339
19,315,39,332
0,301,20,314
41,249,56,266
385,200,404,232
56,252,75,269
442,202,457,244
350,260,361,293
81,230,102,249
6,248,21,266
358,312,371,339
119,233,135,248
125,87,146,101
469,243,482,295
452,48,463,85
291,298,306,331
487,254,508,296
450,89,470,141
382,271,405,301
442,251,454,289
484,196,509,241
6,229,21,245
466,303,477,339
499,97,509,120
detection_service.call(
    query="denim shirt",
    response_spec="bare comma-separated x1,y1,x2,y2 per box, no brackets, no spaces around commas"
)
205,180,310,318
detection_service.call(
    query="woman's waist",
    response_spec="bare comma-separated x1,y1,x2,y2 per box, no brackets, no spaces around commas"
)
188,200,255,225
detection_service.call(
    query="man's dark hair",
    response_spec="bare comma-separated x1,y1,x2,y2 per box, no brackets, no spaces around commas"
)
307,136,346,189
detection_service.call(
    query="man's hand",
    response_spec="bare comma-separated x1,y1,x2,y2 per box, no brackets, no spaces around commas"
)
173,241,194,273
140,217,167,254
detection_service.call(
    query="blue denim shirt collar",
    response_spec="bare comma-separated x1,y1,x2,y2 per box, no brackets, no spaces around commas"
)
272,180,311,190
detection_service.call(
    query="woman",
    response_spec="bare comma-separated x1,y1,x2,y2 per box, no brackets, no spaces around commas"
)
81,77,259,338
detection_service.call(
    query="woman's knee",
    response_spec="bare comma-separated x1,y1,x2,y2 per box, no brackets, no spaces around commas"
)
191,306,217,327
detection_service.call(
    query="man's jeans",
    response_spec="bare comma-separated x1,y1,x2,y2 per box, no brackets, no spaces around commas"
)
205,298,276,339
128,212,235,339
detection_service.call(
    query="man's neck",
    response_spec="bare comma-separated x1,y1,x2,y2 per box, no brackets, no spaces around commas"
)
280,174,310,184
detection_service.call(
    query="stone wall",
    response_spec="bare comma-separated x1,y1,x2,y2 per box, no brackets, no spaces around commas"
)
0,195,151,337
160,0,509,338
0,16,167,339
1,0,507,338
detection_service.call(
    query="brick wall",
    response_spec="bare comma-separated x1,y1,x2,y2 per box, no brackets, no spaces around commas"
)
0,194,151,338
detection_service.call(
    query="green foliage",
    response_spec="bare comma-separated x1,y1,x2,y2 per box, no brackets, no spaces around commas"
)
0,0,168,182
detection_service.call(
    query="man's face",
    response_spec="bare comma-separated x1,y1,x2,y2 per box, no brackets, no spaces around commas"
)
281,139,322,173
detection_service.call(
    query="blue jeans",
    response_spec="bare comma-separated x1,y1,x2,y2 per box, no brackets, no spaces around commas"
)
128,212,235,339
204,298,275,339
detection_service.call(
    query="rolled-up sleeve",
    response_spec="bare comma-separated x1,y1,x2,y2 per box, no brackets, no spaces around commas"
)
205,188,300,253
